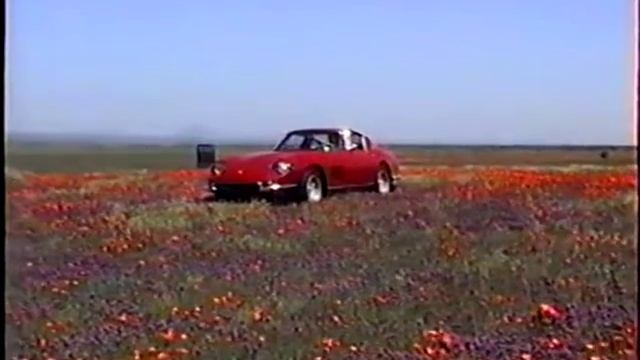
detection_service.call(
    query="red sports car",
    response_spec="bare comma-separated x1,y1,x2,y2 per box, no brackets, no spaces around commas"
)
203,128,400,202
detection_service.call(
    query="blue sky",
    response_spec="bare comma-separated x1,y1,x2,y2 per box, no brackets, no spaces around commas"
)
7,1,635,144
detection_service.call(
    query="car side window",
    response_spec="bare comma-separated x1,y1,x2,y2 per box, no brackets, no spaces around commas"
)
327,133,343,150
307,134,325,151
280,134,305,150
350,133,365,151
363,136,371,150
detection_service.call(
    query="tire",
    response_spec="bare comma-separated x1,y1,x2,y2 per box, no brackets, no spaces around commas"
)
299,169,324,203
375,165,394,194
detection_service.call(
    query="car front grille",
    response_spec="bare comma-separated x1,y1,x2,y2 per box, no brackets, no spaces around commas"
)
215,184,261,196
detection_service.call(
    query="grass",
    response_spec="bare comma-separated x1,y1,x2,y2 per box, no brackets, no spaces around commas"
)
5,143,636,173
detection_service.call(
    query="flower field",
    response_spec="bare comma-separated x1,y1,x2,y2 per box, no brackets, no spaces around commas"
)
5,164,638,359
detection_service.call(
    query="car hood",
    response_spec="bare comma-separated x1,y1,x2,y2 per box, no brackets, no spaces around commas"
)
221,151,297,168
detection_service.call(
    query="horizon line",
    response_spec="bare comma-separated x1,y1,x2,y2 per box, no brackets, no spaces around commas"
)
5,131,636,148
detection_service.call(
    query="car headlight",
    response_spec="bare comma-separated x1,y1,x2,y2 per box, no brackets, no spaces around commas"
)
211,163,225,175
273,161,293,175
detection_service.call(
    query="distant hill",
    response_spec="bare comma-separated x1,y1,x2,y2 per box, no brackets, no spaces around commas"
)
5,132,635,151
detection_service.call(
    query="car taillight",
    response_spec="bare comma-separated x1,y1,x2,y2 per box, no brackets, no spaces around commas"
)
272,161,293,175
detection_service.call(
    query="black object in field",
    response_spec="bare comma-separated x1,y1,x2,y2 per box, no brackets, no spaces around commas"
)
196,144,216,168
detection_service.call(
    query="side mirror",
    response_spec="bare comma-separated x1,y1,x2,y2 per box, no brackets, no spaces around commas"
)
196,144,216,168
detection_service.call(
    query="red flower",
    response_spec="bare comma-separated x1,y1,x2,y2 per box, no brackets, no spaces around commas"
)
536,303,563,324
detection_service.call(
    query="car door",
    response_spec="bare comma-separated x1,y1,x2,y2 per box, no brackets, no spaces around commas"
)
310,132,350,189
328,150,354,188
342,132,378,186
322,155,345,188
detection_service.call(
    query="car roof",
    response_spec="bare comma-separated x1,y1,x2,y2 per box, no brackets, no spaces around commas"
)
287,128,360,135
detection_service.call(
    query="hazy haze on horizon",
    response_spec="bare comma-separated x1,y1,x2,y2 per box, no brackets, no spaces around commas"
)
7,1,635,145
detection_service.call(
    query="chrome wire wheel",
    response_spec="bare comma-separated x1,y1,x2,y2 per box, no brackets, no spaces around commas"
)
305,174,323,202
377,168,391,194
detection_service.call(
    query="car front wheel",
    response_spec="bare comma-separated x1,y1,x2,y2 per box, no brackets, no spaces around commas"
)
300,170,324,203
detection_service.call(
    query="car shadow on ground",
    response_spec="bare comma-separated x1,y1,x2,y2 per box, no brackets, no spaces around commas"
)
198,193,295,207
198,187,399,206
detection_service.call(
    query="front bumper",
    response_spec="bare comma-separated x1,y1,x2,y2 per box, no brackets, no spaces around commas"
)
208,180,298,198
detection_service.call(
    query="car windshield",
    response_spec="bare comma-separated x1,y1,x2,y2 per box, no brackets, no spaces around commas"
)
275,131,342,152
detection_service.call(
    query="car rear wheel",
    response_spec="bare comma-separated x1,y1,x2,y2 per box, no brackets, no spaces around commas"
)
376,166,393,194
300,170,324,203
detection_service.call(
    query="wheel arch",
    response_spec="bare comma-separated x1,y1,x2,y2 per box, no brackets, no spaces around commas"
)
378,160,392,173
